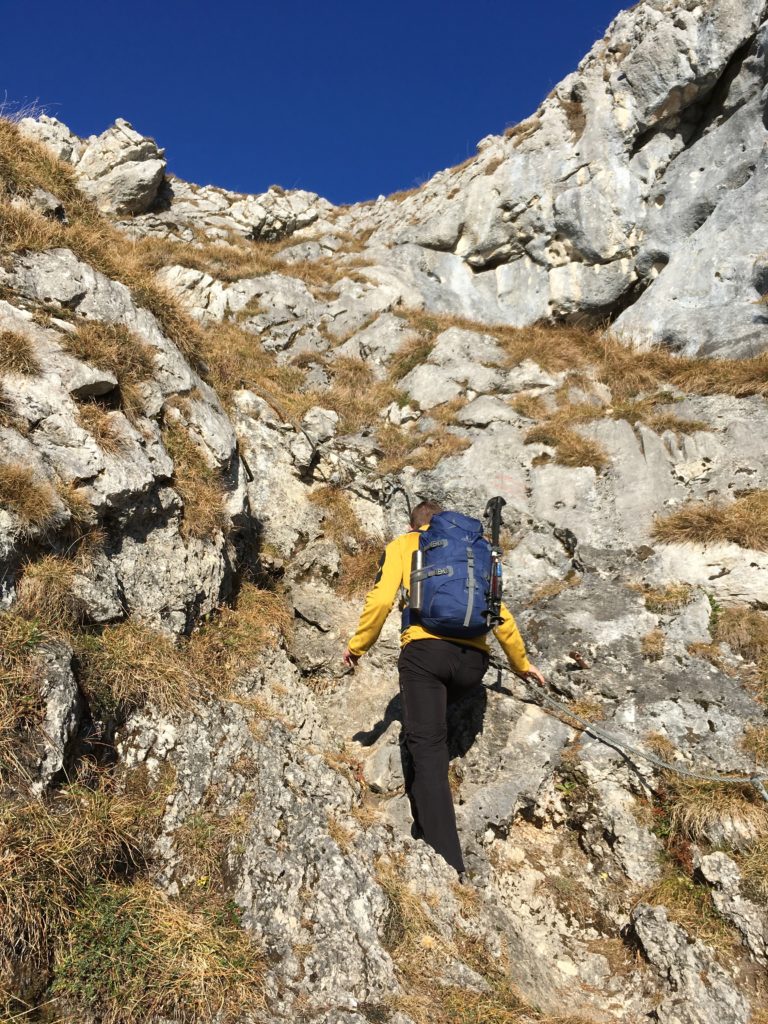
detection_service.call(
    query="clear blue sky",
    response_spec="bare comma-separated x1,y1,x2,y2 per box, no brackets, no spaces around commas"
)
2,1,628,205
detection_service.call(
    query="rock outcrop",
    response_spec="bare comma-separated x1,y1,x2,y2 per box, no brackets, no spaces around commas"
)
2,1,768,1023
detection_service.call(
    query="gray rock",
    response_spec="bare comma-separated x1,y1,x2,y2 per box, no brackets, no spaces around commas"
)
75,118,166,215
697,852,768,964
632,904,750,1024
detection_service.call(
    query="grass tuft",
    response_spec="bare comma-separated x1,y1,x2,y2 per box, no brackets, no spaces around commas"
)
641,629,665,660
0,329,40,375
0,778,163,1000
652,491,768,551
52,880,265,1024
638,583,694,615
187,582,293,688
74,621,194,715
15,554,84,632
64,321,155,423
162,420,227,540
0,462,60,538
76,402,129,455
526,420,609,471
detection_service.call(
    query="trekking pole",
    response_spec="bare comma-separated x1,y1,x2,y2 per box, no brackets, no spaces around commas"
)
484,496,506,628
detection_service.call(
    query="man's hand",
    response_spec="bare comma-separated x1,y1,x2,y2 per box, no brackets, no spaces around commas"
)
520,664,546,686
342,647,360,669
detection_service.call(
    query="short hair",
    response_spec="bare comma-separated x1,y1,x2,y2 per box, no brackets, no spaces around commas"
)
410,500,443,530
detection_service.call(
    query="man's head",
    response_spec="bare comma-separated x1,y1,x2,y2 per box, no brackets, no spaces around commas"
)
410,500,443,530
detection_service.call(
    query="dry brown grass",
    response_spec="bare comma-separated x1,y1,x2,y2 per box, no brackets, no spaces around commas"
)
308,484,367,546
526,571,582,606
566,698,606,724
645,732,677,760
642,629,666,660
76,402,129,455
326,813,354,853
387,335,437,381
0,777,162,998
394,313,768,403
200,319,313,418
712,605,768,702
63,321,155,422
0,611,48,779
741,725,768,767
0,381,24,432
387,186,422,202
51,879,266,1024
0,462,60,538
134,233,290,284
652,490,768,551
308,486,384,595
322,355,399,434
637,583,694,615
714,605,768,666
0,328,40,375
0,118,205,364
162,420,227,539
740,838,768,905
662,775,768,845
377,425,471,475
525,419,609,471
640,869,741,955
74,620,194,714
14,555,84,633
339,541,385,598
187,582,293,688
510,391,550,420
172,799,253,886
504,114,543,146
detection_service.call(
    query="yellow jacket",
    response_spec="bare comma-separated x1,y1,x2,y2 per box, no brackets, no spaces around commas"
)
347,529,531,673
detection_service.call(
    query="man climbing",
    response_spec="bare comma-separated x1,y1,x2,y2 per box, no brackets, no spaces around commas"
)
342,499,545,879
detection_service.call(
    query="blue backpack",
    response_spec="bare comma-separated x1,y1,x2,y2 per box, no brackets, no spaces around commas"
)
405,511,493,639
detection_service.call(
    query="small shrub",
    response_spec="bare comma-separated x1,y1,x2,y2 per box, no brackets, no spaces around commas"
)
0,329,40,375
652,491,768,551
0,462,60,537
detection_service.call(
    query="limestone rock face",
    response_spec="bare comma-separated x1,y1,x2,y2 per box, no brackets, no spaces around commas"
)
5,2,768,1022
326,0,768,356
21,116,166,215
0,251,246,633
